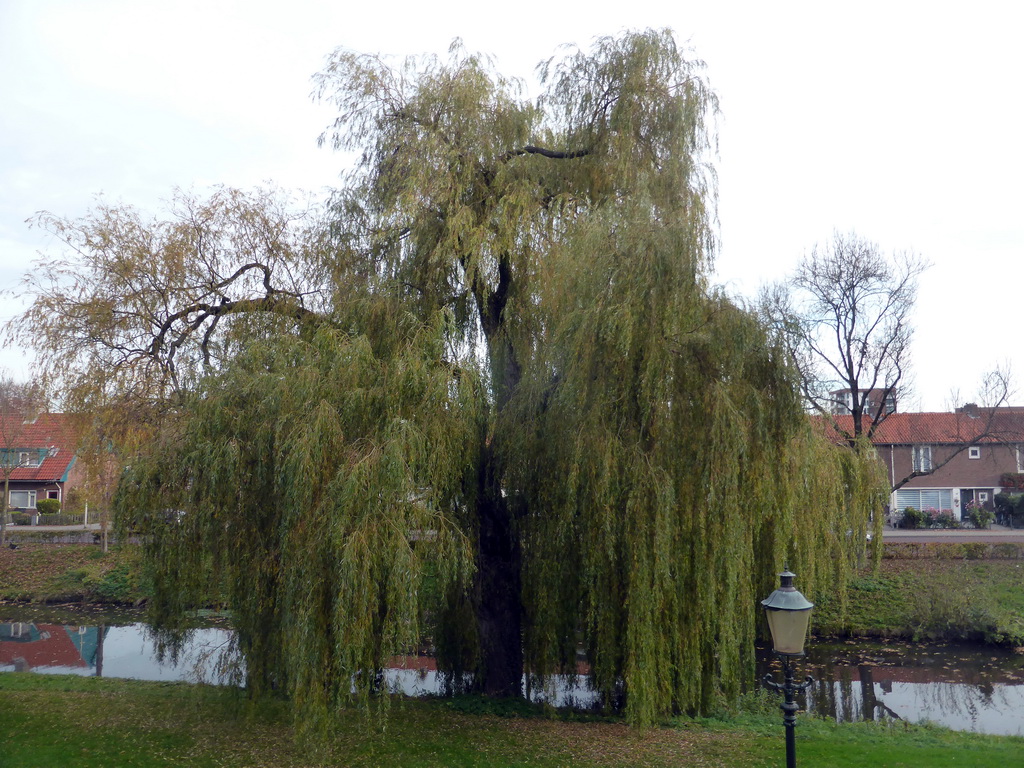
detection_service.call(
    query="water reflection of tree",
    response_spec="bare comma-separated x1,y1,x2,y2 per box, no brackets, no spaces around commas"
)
910,680,1013,730
146,624,241,686
804,662,1015,731
805,665,901,723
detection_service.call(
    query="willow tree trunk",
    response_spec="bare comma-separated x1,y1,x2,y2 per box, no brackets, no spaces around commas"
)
475,318,524,696
476,442,523,696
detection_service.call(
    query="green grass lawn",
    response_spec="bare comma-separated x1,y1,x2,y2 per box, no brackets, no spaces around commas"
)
2,674,1021,767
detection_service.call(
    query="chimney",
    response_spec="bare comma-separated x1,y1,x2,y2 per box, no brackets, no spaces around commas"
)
959,402,979,419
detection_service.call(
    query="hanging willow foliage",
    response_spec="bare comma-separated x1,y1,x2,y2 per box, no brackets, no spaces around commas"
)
118,310,483,724
504,206,886,722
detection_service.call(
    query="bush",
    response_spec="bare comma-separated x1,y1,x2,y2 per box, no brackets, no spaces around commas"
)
884,541,1024,559
966,505,995,530
963,542,990,559
925,509,958,528
899,507,927,529
910,572,1024,646
8,512,31,525
36,498,60,516
91,561,139,603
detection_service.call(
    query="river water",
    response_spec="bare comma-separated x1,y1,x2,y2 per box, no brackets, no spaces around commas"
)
2,610,1022,736
765,639,1024,736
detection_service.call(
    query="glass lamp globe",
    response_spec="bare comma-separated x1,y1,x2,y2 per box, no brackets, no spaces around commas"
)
761,570,814,656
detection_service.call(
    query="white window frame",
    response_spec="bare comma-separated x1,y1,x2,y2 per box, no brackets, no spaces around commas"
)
14,451,40,468
968,446,981,460
9,490,36,509
912,445,933,473
979,491,990,503
1017,445,1024,473
895,488,953,513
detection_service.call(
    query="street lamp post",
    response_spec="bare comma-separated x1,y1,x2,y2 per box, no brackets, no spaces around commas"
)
761,570,814,768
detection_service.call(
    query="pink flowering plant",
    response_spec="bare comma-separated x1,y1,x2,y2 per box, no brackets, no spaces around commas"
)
965,500,995,529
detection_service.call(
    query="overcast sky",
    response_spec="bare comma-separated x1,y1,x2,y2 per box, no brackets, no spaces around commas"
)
1,0,1021,410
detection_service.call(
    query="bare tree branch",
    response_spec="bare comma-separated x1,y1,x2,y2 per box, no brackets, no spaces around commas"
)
761,231,928,443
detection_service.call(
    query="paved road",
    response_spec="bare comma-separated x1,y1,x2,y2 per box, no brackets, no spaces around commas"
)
882,526,1024,543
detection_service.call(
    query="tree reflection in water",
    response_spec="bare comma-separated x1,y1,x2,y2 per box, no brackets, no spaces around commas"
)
756,640,1024,735
146,621,243,687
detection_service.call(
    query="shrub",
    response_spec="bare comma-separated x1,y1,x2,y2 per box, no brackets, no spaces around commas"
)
928,509,959,529
8,512,31,525
966,504,995,530
36,498,61,516
963,542,990,559
899,507,927,529
906,578,1001,642
91,561,139,603
995,493,1024,527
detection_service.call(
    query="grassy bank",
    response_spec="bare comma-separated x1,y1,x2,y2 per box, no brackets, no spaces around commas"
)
1,673,1020,767
0,538,148,605
814,555,1024,645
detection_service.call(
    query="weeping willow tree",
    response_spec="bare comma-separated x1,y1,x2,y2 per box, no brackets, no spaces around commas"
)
12,29,886,725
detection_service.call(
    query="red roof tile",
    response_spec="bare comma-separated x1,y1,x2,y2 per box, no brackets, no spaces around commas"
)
821,408,1024,445
0,412,79,482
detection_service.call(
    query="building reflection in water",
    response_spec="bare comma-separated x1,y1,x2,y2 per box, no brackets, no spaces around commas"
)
0,621,234,685
0,622,106,675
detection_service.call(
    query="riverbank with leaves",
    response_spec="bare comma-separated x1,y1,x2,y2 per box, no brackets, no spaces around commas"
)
0,538,147,605
0,673,1019,768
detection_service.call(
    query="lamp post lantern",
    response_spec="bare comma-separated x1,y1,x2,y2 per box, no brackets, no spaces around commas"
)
761,570,814,768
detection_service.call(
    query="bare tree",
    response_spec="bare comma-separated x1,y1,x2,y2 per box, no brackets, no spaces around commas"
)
0,376,41,545
762,231,928,442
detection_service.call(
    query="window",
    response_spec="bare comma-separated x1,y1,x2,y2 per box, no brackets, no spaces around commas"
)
1017,445,1024,473
895,489,953,512
912,445,933,473
46,490,59,500
968,446,981,460
9,490,36,509
979,492,990,503
7,450,41,468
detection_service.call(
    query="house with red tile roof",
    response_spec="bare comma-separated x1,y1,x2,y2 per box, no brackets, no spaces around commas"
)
825,405,1024,521
1,412,81,512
